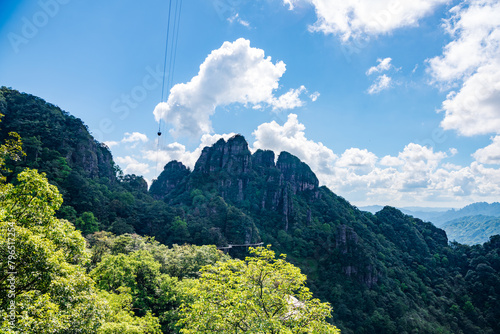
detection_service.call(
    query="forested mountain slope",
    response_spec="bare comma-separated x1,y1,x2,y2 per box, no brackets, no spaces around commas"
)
2,86,500,333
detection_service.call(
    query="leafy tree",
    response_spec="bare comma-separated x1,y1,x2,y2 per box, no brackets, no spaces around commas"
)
0,113,24,181
91,250,181,333
178,246,340,333
97,287,161,334
155,243,229,279
0,130,161,332
0,169,105,332
75,211,100,235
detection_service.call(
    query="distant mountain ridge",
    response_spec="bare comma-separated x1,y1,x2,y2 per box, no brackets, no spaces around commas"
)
360,202,500,244
441,215,500,245
433,202,500,224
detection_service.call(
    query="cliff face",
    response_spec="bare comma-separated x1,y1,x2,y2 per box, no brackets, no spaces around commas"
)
0,87,116,181
194,135,252,175
152,135,320,231
150,160,190,199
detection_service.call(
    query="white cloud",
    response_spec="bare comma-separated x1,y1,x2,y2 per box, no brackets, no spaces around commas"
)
252,113,337,175
122,132,149,143
367,74,392,94
473,135,500,164
287,0,448,41
153,38,307,138
428,0,500,136
105,133,150,150
228,13,250,27
366,57,393,75
380,155,403,166
283,0,295,10
250,113,500,206
336,148,378,175
115,156,151,175
440,63,500,136
271,86,306,110
399,143,448,171
104,140,119,148
309,91,320,101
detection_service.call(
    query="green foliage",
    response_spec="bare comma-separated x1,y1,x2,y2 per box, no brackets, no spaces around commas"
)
155,243,230,279
0,169,105,332
98,287,161,334
86,233,233,333
0,149,159,332
91,249,181,330
0,130,24,182
75,211,100,235
178,246,340,333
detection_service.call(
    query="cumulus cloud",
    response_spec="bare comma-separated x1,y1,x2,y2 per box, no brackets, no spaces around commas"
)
153,38,309,138
285,0,448,40
115,156,150,175
473,135,500,164
271,86,307,110
252,113,337,175
102,133,150,150
122,132,149,143
428,0,500,136
366,58,398,94
367,74,392,94
380,155,403,166
251,113,500,206
366,57,393,75
336,148,378,175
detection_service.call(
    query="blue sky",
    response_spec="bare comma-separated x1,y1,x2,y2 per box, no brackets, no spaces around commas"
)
1,0,499,208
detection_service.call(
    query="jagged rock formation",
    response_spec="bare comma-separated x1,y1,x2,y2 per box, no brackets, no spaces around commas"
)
152,135,321,232
150,160,190,199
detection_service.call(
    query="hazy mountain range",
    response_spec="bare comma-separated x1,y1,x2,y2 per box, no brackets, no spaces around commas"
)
360,203,500,244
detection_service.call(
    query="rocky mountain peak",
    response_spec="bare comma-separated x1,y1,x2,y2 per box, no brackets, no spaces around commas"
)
194,134,252,175
276,151,319,194
252,149,276,170
149,160,189,199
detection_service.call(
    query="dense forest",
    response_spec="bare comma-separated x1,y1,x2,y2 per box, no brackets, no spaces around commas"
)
1,87,500,333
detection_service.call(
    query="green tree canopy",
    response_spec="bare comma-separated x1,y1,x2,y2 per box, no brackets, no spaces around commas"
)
178,246,340,333
0,168,105,332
